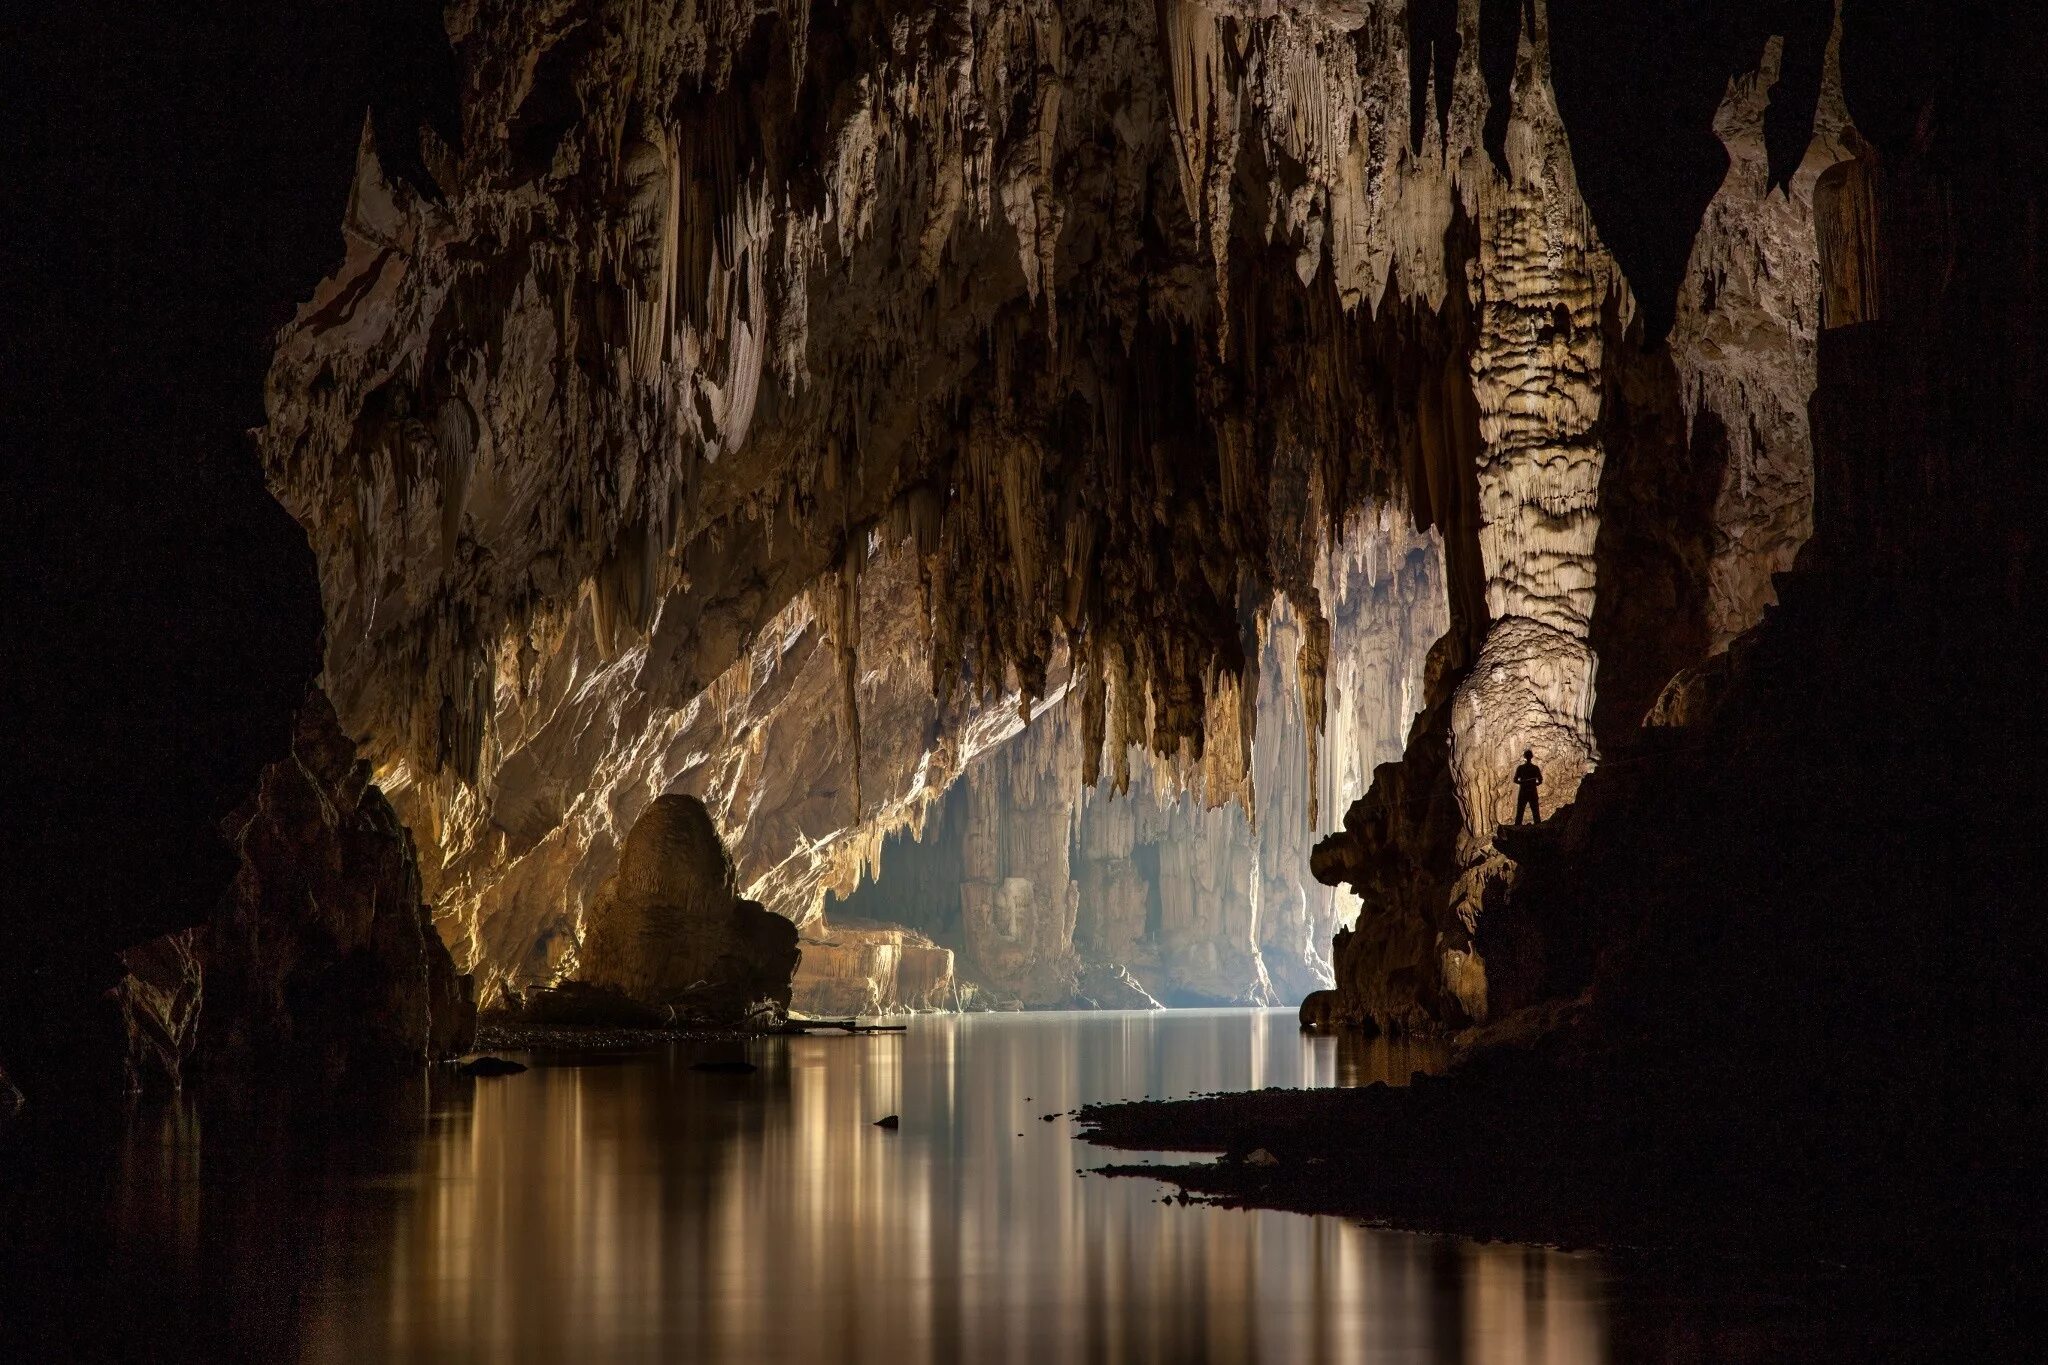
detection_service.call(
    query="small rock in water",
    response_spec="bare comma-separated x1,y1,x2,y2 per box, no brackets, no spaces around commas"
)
690,1059,757,1074
1041,1113,1058,1122
873,1114,900,1129
458,1056,527,1077
1244,1148,1280,1167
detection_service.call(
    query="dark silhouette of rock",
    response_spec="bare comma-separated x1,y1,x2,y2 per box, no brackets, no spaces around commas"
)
578,795,799,1025
1072,962,1162,1011
490,982,672,1031
456,1056,527,1077
873,1115,899,1130
202,690,475,1076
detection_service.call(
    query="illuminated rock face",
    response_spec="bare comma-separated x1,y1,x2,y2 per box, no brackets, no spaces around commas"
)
579,794,799,1021
829,519,1445,1008
790,923,955,1017
1670,29,1854,651
258,0,1839,1021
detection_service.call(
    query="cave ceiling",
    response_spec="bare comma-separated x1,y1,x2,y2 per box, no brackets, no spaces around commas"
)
259,0,1846,1003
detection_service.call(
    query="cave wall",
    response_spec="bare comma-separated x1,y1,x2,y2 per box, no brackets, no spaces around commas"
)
830,515,1444,1008
1310,9,1858,1035
2,5,458,1100
257,0,1848,1018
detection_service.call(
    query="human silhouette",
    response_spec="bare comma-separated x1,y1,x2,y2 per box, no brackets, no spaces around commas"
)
1512,749,1543,825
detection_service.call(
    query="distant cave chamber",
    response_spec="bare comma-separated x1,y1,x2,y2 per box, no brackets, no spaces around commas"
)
816,525,1448,1013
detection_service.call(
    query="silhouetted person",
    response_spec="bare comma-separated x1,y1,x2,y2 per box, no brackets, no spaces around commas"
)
1512,749,1543,825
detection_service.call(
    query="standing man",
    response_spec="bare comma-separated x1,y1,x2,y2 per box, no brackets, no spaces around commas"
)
1512,749,1543,825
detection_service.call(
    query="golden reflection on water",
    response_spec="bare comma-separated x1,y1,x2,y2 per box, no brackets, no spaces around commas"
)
291,1010,1603,1365
258,1011,1607,1364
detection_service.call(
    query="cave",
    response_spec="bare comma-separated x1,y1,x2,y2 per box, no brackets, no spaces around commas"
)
4,0,2042,1359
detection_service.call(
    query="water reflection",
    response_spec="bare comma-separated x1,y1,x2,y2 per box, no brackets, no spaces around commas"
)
4,1011,1615,1363
286,1010,1597,1364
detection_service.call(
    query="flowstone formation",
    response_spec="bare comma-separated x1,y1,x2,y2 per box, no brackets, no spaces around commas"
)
260,0,1837,1019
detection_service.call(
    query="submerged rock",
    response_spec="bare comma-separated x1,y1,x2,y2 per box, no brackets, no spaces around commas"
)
457,1056,527,1077
578,796,799,1025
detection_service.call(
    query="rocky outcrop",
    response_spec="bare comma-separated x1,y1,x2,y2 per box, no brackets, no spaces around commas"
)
578,794,798,1022
1310,675,1475,1034
110,930,206,1093
1310,19,1861,1036
204,690,475,1074
1669,26,1854,650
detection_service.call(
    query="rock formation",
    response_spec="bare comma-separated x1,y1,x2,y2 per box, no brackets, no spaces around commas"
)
831,516,1444,1007
246,0,1858,1029
790,921,956,1017
204,690,475,1074
576,793,799,1022
109,930,206,1094
1669,25,1853,651
1310,12,1858,1035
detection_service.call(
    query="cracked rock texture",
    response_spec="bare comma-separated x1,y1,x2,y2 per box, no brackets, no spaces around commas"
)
204,690,476,1074
257,0,1833,1022
578,793,799,1021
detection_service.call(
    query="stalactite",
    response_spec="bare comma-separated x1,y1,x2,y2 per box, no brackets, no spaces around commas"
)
259,0,1834,1011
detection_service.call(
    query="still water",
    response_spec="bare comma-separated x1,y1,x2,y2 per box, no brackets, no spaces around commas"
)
4,1010,1615,1364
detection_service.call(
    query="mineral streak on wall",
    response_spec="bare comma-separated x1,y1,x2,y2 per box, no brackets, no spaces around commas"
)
258,0,1825,1011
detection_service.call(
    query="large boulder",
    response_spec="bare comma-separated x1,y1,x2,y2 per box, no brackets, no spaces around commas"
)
202,690,475,1075
578,795,799,1024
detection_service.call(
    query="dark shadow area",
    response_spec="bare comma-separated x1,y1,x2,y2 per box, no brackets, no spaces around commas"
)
0,2,456,1096
1545,0,1830,340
